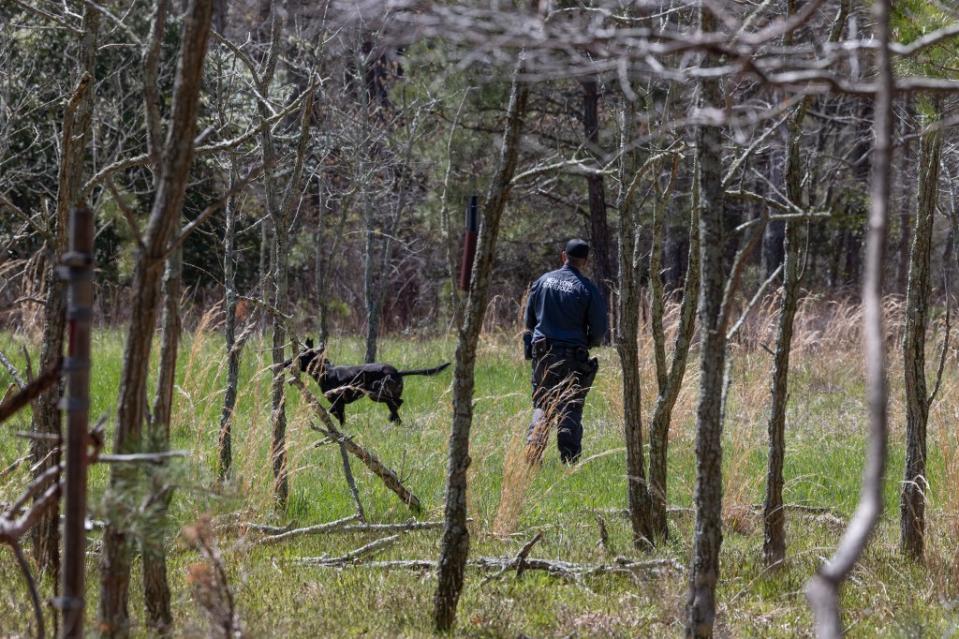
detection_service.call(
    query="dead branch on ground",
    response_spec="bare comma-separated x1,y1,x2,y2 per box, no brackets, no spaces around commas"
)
295,534,401,566
289,376,423,513
251,518,456,545
481,531,543,584
299,555,683,581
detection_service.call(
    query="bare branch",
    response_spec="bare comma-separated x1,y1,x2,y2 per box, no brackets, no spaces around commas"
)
289,376,423,513
806,0,895,634
0,350,26,390
81,0,143,46
10,542,44,639
0,359,62,424
726,263,784,341
890,21,959,57
250,514,360,546
167,163,265,255
10,0,83,34
295,534,401,566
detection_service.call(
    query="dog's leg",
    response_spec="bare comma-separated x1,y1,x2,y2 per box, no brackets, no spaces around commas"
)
386,399,402,424
329,396,346,425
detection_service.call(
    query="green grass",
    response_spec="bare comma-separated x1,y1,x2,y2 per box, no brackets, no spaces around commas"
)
2,326,959,638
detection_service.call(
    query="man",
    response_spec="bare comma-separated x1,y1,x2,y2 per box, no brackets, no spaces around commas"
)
523,238,608,463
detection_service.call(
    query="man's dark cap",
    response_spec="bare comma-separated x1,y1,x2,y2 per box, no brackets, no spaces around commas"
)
565,238,590,259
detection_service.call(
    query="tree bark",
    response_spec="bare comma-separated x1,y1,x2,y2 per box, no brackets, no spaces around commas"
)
685,6,727,636
269,204,291,506
315,183,331,343
899,115,941,561
614,98,653,548
649,172,669,396
895,102,915,297
218,168,240,480
250,15,314,508
360,44,381,364
432,63,528,632
143,246,181,635
98,2,214,635
581,78,613,331
805,0,894,635
762,102,809,568
648,203,700,541
31,6,98,583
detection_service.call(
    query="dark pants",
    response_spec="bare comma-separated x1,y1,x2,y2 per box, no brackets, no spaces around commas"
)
528,341,599,463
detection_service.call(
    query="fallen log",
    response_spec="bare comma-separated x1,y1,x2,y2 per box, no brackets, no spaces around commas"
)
295,534,401,566
251,514,360,546
289,376,422,513
267,519,450,540
481,531,543,584
297,555,683,580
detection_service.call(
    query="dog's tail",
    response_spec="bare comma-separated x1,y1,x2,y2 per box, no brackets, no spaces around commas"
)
398,362,450,377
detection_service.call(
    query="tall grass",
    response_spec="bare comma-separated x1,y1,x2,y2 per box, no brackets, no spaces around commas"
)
0,296,959,636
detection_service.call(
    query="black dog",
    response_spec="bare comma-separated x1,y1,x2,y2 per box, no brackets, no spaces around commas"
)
290,338,450,425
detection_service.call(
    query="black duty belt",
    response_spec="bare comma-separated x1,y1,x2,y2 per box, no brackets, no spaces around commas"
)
533,339,589,359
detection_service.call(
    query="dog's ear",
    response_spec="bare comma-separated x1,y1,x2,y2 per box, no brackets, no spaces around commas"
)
305,337,314,349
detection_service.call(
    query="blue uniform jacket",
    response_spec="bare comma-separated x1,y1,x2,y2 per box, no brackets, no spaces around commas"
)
525,263,608,348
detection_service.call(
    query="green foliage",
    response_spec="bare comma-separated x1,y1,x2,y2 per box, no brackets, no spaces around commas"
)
1,329,958,636
892,2,958,78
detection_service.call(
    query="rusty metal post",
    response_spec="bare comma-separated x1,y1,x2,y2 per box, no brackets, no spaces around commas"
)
59,205,94,639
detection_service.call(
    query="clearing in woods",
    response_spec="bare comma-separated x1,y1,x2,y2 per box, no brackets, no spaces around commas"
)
0,301,957,637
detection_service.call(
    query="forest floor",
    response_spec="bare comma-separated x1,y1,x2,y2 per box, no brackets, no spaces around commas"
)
2,298,959,638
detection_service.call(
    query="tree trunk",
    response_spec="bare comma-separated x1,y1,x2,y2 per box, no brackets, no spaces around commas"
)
649,176,669,396
895,103,915,296
99,2,213,635
143,247,181,635
254,25,313,506
762,102,809,568
270,210,290,506
614,98,653,548
218,171,240,480
31,6,98,583
258,217,272,333
315,183,330,343
648,202,700,541
581,78,613,329
432,64,528,632
900,117,941,561
761,151,786,278
363,216,381,362
805,0,894,634
663,220,689,291
684,7,727,636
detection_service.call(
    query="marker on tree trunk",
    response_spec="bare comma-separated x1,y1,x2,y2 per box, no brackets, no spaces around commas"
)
458,194,479,291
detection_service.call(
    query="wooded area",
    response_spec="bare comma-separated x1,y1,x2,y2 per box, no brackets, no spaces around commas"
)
2,0,959,637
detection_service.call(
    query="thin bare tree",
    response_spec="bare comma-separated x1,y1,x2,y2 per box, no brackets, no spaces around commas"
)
763,0,847,568
614,94,653,548
647,162,699,541
432,60,529,632
899,110,942,561
684,4,728,636
805,0,895,635
99,1,215,635
30,4,98,582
